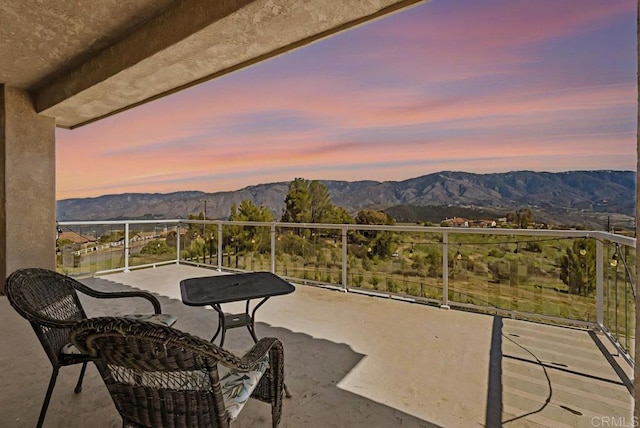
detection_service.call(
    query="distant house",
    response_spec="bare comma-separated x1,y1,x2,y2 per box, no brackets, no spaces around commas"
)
469,219,497,228
131,231,156,242
444,218,497,228
451,217,469,227
110,238,126,247
442,217,469,227
57,231,95,244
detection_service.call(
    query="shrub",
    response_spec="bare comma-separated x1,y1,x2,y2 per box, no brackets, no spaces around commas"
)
488,248,505,258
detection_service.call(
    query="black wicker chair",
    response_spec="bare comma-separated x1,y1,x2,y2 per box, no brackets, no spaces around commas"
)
5,268,173,428
71,317,284,428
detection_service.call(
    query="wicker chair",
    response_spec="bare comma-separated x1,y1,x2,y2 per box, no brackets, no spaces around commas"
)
5,267,173,428
71,317,284,428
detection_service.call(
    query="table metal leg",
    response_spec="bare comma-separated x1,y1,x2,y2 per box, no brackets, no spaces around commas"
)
210,304,226,346
247,297,269,343
247,297,292,398
208,298,292,397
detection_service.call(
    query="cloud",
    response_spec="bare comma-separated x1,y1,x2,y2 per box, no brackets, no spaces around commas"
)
55,0,636,200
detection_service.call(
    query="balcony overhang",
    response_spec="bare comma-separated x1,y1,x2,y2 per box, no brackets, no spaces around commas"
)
1,0,425,129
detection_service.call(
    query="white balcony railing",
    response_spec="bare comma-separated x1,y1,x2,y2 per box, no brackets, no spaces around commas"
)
56,219,636,366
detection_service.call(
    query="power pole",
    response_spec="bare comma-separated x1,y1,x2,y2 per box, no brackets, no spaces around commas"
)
201,200,207,263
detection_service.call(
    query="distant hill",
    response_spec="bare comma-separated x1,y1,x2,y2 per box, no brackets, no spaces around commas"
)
56,170,636,229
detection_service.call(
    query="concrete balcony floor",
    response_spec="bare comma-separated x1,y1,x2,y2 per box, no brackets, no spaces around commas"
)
0,265,633,427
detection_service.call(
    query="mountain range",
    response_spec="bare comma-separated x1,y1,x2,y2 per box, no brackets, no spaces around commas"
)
56,170,636,229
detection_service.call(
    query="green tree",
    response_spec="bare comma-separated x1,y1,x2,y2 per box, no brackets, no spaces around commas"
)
140,240,172,256
326,206,355,224
308,180,333,223
281,178,354,225
228,200,274,253
186,212,212,238
356,209,394,226
230,200,274,222
355,209,396,258
165,230,181,249
559,239,595,296
506,208,535,228
281,178,311,223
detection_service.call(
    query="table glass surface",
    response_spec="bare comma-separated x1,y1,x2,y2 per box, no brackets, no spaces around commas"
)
180,271,295,306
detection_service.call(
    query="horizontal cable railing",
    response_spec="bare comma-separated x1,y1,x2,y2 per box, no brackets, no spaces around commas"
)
57,219,636,364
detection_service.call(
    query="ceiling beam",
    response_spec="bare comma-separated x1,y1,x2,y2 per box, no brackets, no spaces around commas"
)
33,0,426,129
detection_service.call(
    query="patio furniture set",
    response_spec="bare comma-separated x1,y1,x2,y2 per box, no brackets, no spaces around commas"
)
5,267,294,428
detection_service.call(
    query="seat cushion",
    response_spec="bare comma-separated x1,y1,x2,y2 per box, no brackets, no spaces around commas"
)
123,313,178,327
61,342,83,355
219,354,270,421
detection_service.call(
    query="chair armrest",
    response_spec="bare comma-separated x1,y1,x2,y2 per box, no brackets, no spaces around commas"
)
241,337,282,366
215,337,283,371
72,282,162,314
183,334,282,372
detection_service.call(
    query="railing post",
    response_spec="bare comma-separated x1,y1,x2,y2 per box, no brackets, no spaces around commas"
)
217,223,223,271
441,231,450,309
270,224,276,274
596,238,604,326
176,223,181,264
124,222,130,272
342,226,348,291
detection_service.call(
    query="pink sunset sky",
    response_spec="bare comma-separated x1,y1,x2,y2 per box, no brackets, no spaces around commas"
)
55,0,637,200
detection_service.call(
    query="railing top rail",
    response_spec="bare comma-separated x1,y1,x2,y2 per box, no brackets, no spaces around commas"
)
58,219,181,226
590,231,636,247
58,219,636,247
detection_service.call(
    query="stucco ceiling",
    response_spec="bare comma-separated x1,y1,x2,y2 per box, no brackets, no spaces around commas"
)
0,0,178,90
0,0,425,129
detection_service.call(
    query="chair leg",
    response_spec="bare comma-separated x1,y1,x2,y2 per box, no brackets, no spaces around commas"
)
37,366,59,428
74,362,88,393
284,383,292,398
272,388,283,428
272,404,282,428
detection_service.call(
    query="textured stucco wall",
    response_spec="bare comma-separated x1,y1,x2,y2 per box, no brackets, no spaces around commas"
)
0,86,56,291
34,0,425,128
